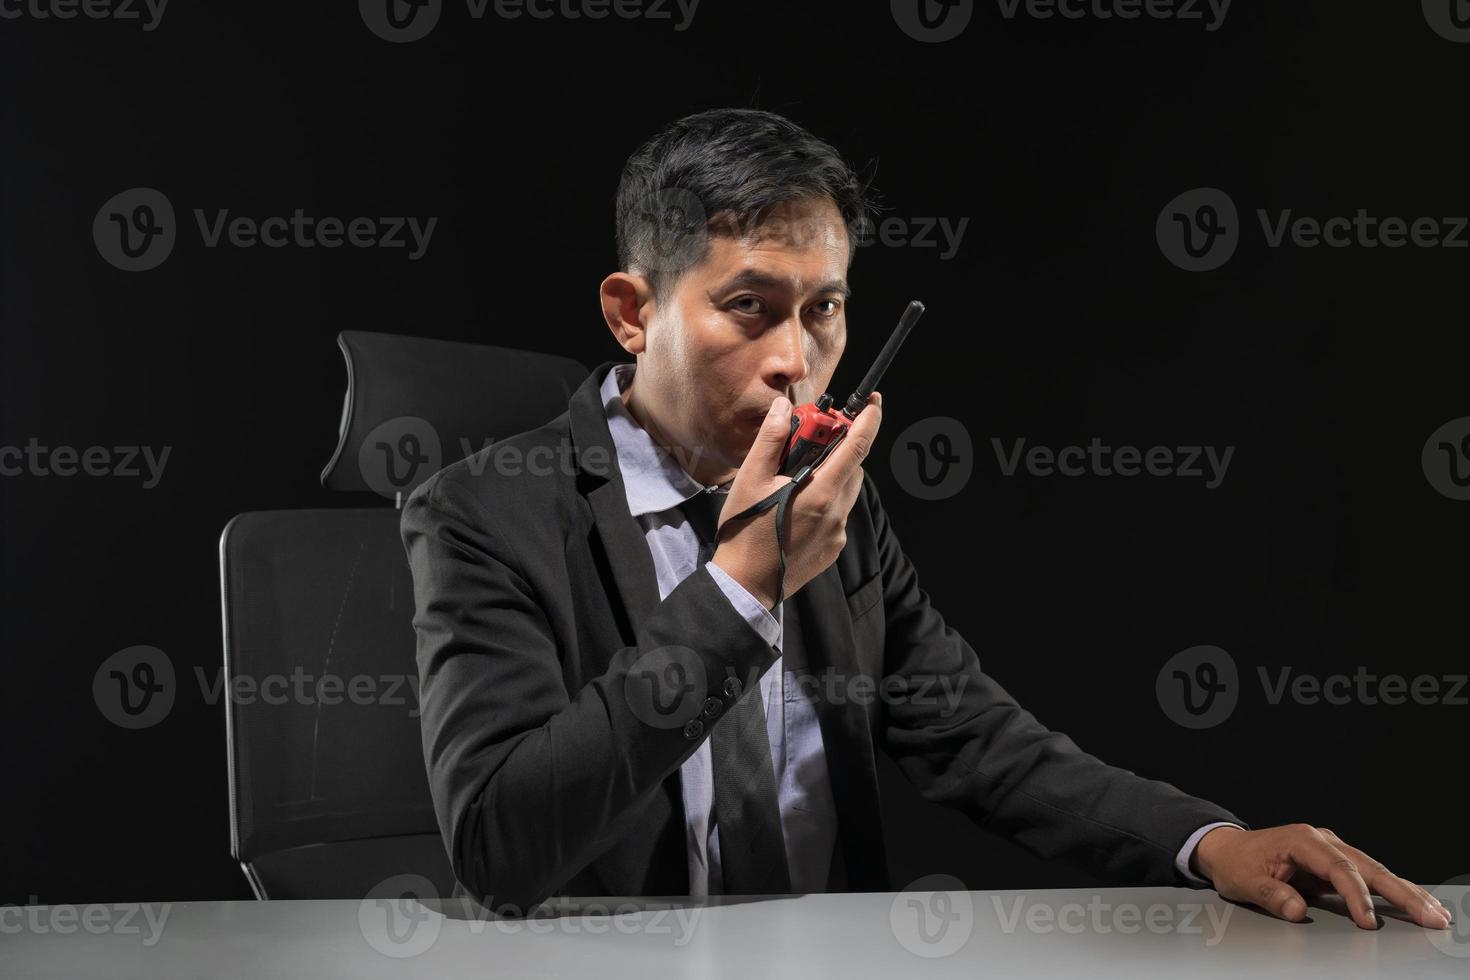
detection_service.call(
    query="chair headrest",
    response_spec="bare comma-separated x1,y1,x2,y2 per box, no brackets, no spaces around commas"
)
321,331,588,499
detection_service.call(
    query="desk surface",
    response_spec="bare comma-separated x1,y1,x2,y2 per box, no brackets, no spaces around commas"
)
2,885,1465,979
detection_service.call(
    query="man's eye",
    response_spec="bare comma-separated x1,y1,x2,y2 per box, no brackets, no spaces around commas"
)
811,300,841,319
730,295,765,315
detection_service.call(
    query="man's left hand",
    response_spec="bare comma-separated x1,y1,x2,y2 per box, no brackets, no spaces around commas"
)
1192,824,1454,929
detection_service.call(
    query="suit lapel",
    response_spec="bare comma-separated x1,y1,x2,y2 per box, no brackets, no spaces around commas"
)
568,361,664,639
586,480,664,636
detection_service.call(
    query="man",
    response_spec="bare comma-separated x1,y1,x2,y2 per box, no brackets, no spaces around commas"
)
401,108,1452,930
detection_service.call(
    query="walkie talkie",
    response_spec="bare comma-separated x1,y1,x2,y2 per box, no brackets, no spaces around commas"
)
777,300,925,483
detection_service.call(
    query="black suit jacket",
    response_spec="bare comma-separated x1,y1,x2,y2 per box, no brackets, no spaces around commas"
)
401,360,1243,911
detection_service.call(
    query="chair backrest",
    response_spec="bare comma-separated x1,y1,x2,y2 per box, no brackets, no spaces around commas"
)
321,330,590,500
220,333,587,899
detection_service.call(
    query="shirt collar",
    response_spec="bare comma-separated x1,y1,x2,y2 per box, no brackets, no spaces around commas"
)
601,362,727,519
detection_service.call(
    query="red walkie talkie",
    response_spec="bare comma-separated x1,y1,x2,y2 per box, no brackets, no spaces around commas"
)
777,299,925,484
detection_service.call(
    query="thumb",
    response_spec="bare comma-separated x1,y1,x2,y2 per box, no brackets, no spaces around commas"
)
1237,875,1309,922
748,396,793,468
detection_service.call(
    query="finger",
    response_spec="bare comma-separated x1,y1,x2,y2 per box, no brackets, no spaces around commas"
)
1415,883,1455,923
1290,834,1377,929
1318,836,1451,928
1379,876,1451,928
820,392,882,479
1316,830,1453,928
1417,886,1455,926
744,395,794,476
1240,874,1310,922
831,460,866,519
1378,877,1449,928
817,421,871,510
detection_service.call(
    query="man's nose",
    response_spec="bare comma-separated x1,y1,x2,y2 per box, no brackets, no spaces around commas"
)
764,316,810,392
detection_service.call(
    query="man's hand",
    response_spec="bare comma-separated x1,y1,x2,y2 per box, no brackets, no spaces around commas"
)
712,391,882,608
1192,824,1454,929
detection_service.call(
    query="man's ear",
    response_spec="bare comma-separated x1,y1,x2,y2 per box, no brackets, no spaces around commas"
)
600,272,657,354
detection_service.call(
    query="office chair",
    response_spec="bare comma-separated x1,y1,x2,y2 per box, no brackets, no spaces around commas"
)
219,330,587,899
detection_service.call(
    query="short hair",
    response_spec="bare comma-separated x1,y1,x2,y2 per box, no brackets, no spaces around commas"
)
614,108,879,300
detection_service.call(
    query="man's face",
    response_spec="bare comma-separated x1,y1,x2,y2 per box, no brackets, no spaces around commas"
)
633,195,851,480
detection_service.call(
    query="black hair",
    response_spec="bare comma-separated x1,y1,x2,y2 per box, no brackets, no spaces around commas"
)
614,108,879,299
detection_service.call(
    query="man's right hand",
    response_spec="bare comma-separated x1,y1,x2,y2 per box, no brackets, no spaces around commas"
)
711,390,883,608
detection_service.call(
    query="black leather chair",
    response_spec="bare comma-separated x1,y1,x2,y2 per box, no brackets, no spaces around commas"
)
219,331,587,899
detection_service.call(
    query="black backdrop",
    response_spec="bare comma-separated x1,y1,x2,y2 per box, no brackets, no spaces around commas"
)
2,1,1467,906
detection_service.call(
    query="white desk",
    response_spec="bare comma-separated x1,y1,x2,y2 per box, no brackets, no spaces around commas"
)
2,885,1465,978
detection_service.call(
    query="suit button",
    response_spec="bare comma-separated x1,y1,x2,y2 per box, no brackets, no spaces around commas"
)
682,719,704,740
723,676,742,699
701,697,721,718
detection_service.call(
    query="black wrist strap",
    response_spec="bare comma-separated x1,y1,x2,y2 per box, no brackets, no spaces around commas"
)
720,481,797,609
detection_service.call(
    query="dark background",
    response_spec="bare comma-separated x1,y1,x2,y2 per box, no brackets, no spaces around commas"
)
2,1,1466,905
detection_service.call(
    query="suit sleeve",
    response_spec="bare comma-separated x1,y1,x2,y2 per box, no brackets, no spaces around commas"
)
401,468,780,913
864,473,1247,886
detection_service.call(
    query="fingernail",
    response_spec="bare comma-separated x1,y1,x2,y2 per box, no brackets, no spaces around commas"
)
770,397,790,417
1283,898,1306,920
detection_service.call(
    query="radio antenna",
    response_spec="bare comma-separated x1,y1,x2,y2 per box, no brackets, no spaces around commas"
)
841,300,925,419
